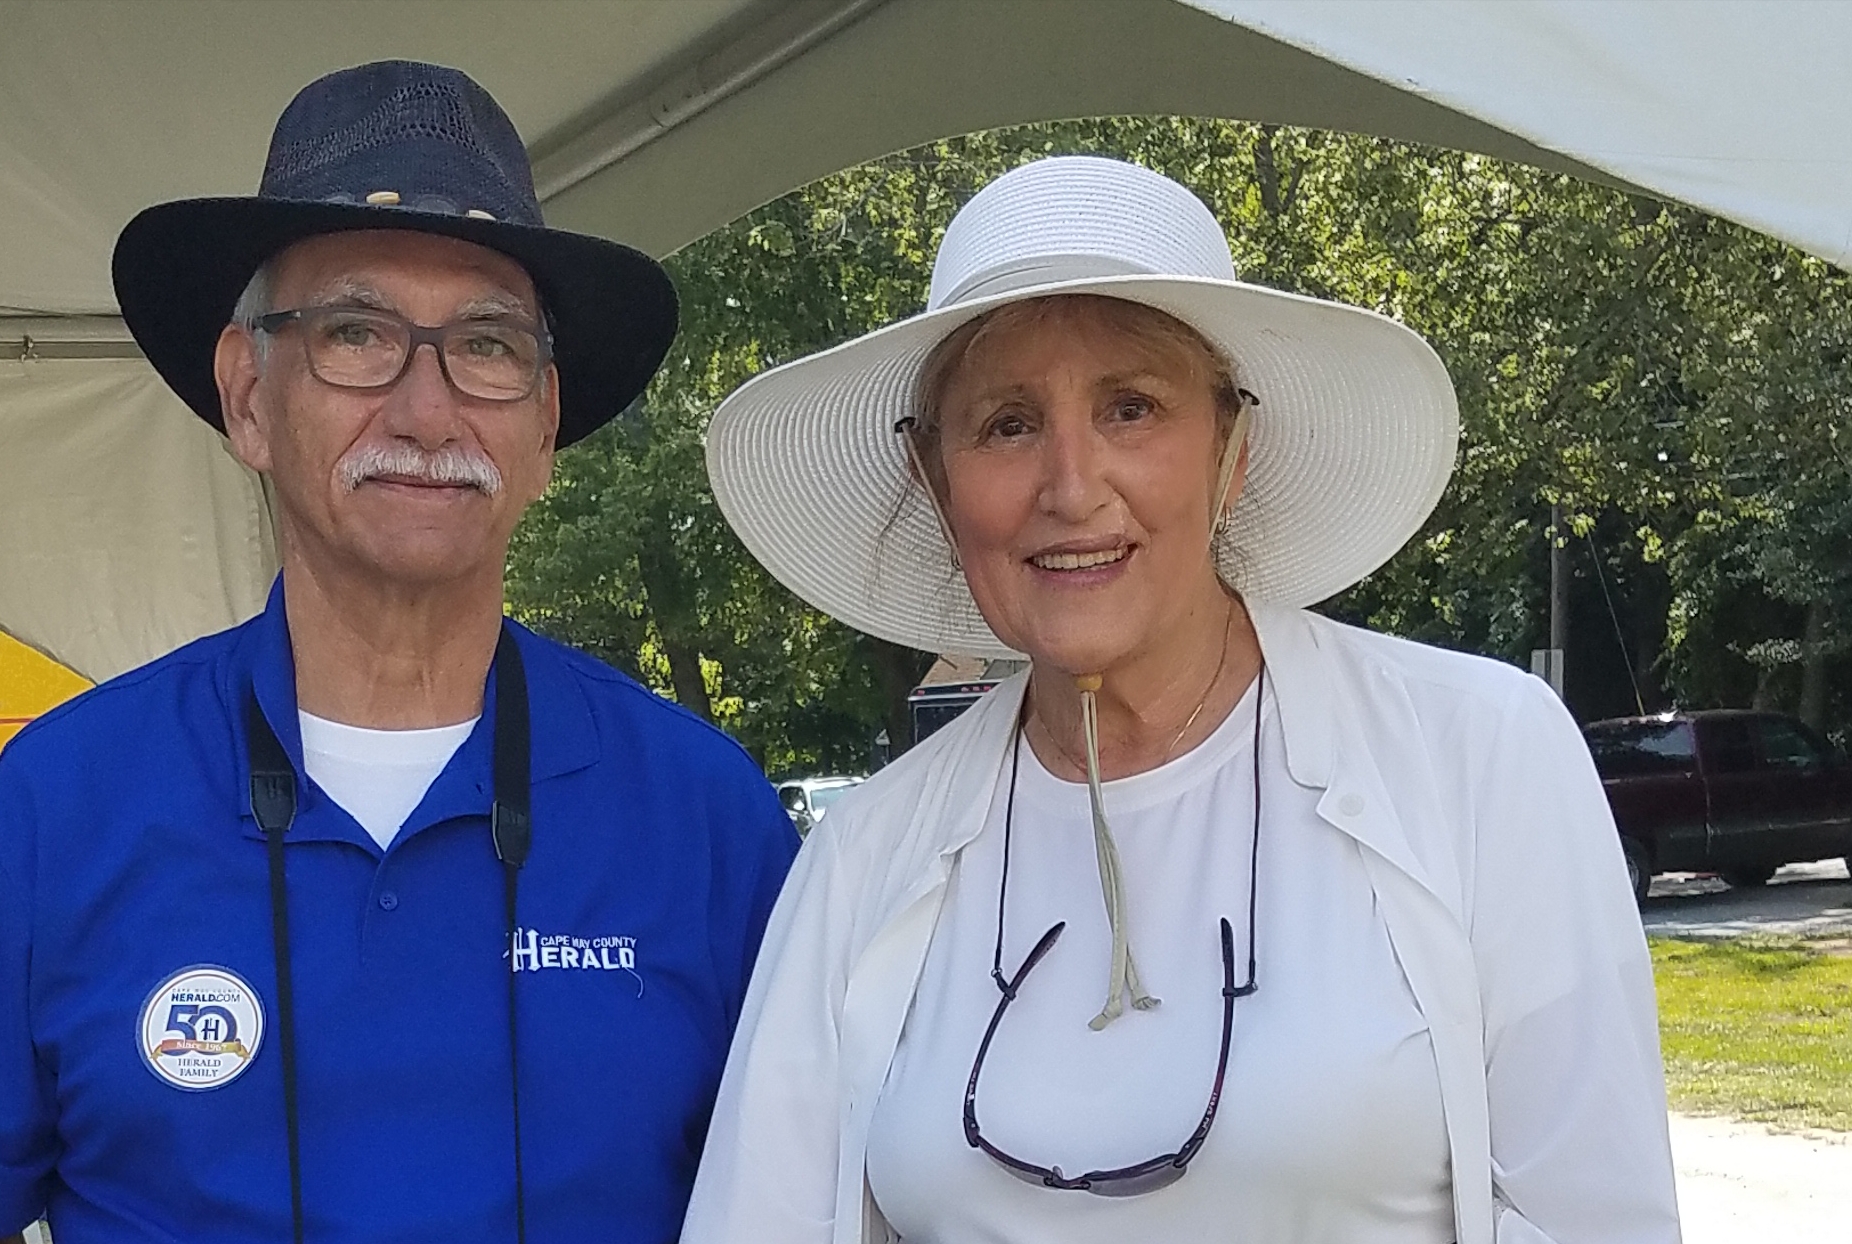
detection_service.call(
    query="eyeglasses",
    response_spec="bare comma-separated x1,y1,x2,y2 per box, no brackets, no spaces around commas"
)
255,306,552,402
963,669,1263,1196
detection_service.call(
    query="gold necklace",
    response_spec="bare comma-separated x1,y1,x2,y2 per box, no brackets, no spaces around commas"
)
1165,607,1234,759
1032,604,1236,776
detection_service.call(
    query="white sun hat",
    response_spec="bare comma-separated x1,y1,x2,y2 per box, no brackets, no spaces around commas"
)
705,155,1459,659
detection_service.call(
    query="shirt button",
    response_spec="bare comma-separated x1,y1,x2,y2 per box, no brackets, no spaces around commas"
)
1338,794,1366,817
378,891,400,911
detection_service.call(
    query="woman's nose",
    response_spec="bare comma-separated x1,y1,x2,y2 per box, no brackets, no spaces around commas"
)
1036,405,1111,521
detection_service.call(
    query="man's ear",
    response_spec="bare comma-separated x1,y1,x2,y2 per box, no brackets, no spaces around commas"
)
539,362,562,455
216,324,274,475
525,363,562,500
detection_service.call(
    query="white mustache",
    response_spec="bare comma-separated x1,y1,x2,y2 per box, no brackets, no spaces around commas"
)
337,443,504,495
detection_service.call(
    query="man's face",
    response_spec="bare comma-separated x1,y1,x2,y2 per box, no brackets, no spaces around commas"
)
215,229,560,590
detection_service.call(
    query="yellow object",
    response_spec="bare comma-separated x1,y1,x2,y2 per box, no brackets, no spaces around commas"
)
1074,673,1103,692
0,629,90,753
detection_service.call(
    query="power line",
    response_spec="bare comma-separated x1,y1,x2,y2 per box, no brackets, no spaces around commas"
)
1584,529,1647,716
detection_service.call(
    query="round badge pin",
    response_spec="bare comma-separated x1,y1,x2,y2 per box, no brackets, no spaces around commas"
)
139,965,265,1091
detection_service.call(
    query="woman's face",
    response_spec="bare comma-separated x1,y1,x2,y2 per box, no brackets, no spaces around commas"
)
934,302,1235,676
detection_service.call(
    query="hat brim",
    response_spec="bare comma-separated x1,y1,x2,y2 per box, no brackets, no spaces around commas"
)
706,274,1460,658
112,198,677,449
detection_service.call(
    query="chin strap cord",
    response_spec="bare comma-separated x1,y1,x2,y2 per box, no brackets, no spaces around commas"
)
1070,396,1255,1030
1210,405,1253,539
1076,674,1160,1030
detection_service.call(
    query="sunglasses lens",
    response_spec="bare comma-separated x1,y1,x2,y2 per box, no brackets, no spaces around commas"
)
1086,1160,1189,1198
978,1144,1189,1197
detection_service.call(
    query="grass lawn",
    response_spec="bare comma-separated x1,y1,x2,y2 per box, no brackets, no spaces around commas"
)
1651,936,1852,1131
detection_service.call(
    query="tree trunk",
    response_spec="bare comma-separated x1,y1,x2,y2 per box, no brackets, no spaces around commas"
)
662,636,713,722
1254,125,1282,217
1798,600,1829,727
1752,664,1779,711
633,516,711,722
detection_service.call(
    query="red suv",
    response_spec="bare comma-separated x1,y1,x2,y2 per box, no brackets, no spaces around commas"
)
1583,710,1852,902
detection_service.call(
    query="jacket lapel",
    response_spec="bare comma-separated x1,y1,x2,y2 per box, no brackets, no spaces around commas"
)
833,676,1028,1244
1252,604,1493,1244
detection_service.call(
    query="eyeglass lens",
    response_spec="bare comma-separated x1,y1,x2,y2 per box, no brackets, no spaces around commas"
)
299,308,544,401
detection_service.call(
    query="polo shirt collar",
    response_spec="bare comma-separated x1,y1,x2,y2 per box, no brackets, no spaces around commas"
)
223,576,599,846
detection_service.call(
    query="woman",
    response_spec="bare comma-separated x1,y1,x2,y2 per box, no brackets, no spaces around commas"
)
687,156,1678,1244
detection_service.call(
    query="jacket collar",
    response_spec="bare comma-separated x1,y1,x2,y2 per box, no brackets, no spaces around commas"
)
920,670,1029,869
912,603,1474,910
1247,601,1335,790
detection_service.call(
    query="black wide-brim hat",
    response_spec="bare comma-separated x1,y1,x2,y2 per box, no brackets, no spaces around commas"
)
112,60,677,449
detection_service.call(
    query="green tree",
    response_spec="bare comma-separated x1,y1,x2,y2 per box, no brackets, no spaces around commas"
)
511,116,1852,767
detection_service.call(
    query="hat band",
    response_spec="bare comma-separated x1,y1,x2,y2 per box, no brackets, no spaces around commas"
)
933,254,1158,309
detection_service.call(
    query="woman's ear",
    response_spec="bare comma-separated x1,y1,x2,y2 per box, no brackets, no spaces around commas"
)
896,417,962,570
1212,405,1253,523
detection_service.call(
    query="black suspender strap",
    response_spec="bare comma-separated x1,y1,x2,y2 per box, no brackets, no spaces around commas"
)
245,624,532,1243
490,627,532,1244
246,693,305,1244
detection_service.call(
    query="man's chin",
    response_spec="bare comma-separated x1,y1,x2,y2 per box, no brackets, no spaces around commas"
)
354,479,493,505
335,531,501,589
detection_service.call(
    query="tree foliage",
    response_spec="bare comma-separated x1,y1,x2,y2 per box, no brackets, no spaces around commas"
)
507,117,1852,770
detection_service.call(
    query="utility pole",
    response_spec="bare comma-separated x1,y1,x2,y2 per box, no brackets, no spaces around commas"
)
1550,504,1569,668
1531,504,1568,698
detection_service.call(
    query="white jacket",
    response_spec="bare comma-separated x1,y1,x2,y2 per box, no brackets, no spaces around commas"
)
682,605,1680,1244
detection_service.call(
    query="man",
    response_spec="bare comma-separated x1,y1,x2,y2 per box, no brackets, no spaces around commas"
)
0,62,796,1244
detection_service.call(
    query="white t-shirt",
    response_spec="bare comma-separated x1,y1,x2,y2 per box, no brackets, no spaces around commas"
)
298,711,478,850
865,683,1454,1243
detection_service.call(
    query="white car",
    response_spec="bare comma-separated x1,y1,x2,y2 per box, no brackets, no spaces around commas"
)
777,775,863,835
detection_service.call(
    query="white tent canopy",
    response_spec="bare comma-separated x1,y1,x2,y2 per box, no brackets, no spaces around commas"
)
4,0,1847,680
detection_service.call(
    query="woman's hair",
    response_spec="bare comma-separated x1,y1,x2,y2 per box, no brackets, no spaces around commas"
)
906,294,1244,499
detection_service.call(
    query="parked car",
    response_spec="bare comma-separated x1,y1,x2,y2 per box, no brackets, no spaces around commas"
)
1583,710,1852,902
776,774,864,836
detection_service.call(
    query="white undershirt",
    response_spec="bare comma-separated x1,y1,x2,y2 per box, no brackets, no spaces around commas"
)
865,683,1454,1243
298,711,478,850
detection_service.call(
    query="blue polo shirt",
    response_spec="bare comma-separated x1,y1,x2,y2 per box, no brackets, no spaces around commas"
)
0,583,796,1243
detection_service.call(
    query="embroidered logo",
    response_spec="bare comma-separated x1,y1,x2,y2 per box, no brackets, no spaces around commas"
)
508,928,643,996
139,966,265,1090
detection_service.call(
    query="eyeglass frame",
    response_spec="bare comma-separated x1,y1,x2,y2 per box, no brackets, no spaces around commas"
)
961,666,1264,1196
252,306,555,402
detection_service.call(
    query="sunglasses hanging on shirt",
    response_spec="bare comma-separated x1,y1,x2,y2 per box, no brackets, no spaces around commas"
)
245,626,533,1244
962,666,1264,1196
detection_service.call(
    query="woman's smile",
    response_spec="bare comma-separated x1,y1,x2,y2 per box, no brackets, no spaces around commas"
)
1026,542,1134,577
933,299,1234,677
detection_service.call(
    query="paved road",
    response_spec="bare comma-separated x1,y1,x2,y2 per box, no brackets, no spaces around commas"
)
1673,1113,1852,1244
1642,858,1852,939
